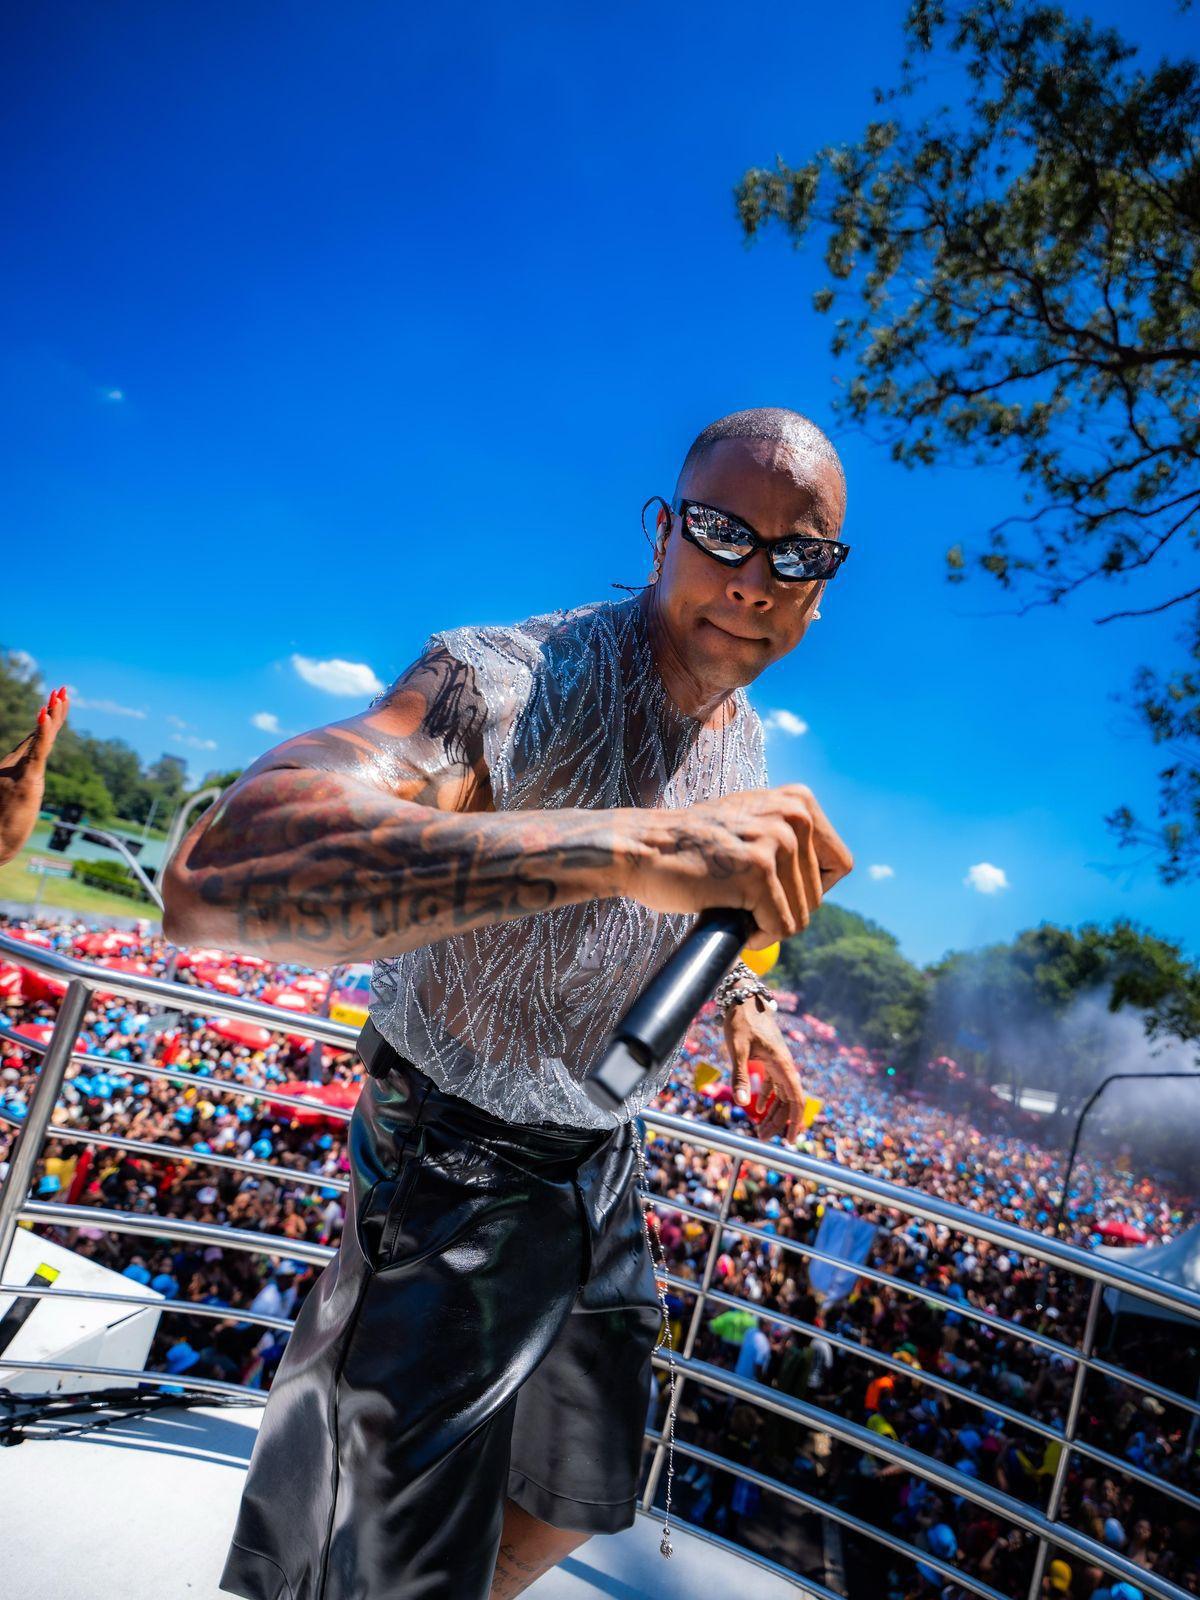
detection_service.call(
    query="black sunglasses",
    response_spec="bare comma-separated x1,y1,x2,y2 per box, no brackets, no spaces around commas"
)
646,495,851,583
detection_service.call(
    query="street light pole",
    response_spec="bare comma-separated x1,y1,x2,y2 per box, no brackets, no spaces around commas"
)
1050,1070,1200,1247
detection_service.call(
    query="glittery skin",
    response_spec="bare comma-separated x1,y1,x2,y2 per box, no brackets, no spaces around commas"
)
367,593,768,1129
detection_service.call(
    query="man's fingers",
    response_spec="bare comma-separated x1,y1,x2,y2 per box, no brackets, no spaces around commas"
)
776,783,853,889
730,1046,752,1106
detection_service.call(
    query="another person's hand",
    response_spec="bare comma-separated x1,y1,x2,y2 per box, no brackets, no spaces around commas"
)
621,782,854,949
0,686,69,866
723,997,806,1143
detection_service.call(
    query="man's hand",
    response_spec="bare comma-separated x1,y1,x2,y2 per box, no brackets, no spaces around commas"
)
0,687,69,867
723,995,806,1143
622,782,854,951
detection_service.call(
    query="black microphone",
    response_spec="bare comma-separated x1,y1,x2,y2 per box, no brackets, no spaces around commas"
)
583,907,757,1111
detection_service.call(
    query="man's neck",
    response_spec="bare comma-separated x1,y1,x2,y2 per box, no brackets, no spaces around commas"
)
637,587,737,730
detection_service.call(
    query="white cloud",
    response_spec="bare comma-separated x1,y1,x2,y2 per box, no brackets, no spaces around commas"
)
964,862,1010,895
171,732,218,751
166,714,191,729
104,388,124,402
9,649,38,682
63,685,146,719
761,708,809,737
252,711,281,734
291,653,384,697
869,864,895,881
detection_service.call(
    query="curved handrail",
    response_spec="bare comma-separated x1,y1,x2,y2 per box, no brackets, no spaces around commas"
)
2,932,1192,1317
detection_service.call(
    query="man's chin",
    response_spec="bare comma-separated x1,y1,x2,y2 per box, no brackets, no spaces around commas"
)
698,617,771,665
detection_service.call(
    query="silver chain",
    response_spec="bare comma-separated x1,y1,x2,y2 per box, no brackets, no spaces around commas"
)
629,1116,678,1558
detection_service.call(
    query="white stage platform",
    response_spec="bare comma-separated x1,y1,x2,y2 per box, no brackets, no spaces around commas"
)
0,1401,811,1599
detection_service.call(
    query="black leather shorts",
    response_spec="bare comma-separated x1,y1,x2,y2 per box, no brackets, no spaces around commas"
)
219,1020,662,1600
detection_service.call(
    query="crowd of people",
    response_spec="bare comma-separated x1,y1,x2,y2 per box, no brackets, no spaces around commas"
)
1,910,1197,1598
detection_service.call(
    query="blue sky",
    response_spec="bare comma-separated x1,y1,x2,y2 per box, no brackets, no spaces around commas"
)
3,0,1196,970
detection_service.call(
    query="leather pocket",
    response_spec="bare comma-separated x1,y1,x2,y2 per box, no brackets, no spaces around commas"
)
358,1126,428,1272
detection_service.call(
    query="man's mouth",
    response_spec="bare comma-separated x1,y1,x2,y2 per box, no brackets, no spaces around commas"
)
703,617,764,644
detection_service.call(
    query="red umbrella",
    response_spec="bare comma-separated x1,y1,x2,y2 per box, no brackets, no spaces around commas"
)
268,1078,359,1125
19,968,67,1003
13,1022,54,1046
261,985,311,1012
75,931,135,957
192,965,243,995
94,955,153,999
290,975,329,997
8,928,52,948
1097,1220,1150,1245
99,956,152,975
208,1018,274,1051
0,963,23,1000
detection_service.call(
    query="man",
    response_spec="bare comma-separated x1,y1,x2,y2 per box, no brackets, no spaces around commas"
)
163,406,855,1600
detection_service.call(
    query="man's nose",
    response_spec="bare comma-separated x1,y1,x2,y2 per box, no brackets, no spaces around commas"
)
725,551,774,609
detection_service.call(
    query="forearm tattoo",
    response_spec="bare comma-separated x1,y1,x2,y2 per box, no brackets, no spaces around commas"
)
169,647,619,961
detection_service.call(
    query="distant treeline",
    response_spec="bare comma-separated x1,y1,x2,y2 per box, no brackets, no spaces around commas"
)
775,902,1200,1159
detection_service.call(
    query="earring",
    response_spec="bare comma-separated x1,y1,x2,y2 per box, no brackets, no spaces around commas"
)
813,609,822,620
648,535,666,585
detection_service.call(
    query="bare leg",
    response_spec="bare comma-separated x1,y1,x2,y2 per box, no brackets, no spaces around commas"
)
488,1495,592,1598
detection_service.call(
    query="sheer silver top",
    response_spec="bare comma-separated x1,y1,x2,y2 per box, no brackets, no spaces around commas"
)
368,591,769,1129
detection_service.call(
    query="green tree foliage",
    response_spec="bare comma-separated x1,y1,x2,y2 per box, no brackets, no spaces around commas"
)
775,904,929,1075
736,0,1200,884
776,902,1198,1120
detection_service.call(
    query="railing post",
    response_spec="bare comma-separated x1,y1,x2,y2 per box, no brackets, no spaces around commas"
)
1025,1277,1103,1600
641,1145,743,1512
0,977,91,1276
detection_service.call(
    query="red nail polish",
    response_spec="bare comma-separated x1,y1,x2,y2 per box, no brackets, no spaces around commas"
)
38,707,47,724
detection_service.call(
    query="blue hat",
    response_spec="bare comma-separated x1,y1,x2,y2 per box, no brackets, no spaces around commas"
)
164,1340,199,1374
317,1133,333,1150
237,1103,255,1121
36,1173,61,1195
174,1105,194,1125
320,1185,340,1199
927,1524,957,1560
192,1140,211,1154
252,1138,273,1159
122,1262,152,1285
1110,1587,1142,1600
150,1272,179,1298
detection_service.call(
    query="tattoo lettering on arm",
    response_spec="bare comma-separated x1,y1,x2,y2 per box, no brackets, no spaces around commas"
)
165,645,627,963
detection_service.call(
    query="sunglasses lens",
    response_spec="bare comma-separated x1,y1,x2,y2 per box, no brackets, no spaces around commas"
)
772,542,841,581
684,505,754,562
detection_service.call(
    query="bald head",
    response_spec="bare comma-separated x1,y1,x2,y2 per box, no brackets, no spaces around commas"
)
676,407,846,524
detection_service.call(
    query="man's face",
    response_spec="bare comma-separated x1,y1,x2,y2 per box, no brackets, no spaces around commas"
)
654,436,846,690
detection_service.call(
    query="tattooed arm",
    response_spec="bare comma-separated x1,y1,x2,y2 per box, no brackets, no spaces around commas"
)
160,644,639,964
162,644,854,964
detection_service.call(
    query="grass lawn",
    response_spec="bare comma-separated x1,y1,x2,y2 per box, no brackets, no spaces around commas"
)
0,845,160,923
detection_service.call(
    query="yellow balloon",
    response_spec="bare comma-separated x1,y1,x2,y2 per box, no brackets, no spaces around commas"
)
740,942,780,976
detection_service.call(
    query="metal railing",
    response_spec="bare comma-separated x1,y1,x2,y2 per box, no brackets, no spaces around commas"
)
1,929,1197,1599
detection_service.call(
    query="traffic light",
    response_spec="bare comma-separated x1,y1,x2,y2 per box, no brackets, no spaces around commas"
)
48,802,85,853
